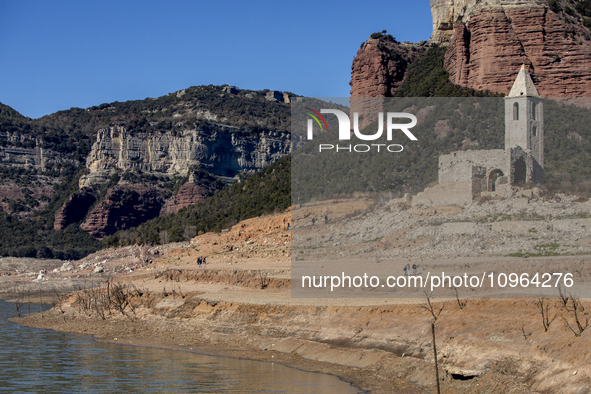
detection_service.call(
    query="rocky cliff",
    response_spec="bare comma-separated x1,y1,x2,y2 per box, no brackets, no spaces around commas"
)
159,183,208,215
79,185,164,238
79,124,290,187
0,85,293,249
71,122,289,238
440,0,591,96
53,187,96,230
351,0,591,100
349,34,427,128
0,132,64,170
159,168,225,215
350,35,427,98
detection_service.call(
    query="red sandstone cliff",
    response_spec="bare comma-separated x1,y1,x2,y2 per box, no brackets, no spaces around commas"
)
350,36,426,98
350,34,427,128
160,183,208,215
350,2,591,100
53,187,96,230
444,4,591,96
80,185,164,238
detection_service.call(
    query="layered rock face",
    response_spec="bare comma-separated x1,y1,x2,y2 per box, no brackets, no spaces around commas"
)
1,87,293,242
80,185,164,238
350,39,423,98
0,132,65,217
436,0,591,96
352,1,591,102
80,125,291,187
0,132,64,170
430,0,482,43
53,188,96,230
63,121,290,238
350,36,427,128
160,183,208,215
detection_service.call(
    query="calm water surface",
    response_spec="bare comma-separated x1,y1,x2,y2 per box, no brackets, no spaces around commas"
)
0,300,362,393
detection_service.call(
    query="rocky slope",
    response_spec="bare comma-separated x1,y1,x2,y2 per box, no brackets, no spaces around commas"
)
53,187,96,230
159,183,209,215
0,85,292,243
79,185,164,238
293,191,591,262
9,205,591,393
350,35,427,99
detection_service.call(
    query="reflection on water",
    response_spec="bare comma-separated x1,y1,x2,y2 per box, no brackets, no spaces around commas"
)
0,300,361,393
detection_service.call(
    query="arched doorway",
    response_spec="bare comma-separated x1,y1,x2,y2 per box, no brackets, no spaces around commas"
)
513,158,527,185
488,169,504,191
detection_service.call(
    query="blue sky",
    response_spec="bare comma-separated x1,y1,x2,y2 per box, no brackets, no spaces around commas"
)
0,1,433,119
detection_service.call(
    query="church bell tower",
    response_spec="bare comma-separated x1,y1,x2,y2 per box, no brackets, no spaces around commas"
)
504,65,544,183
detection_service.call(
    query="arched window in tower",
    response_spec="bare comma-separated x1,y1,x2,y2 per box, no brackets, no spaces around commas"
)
532,126,537,136
513,102,519,120
532,102,537,120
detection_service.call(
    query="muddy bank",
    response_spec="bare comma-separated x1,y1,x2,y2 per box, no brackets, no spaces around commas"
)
15,286,590,394
14,300,419,394
7,207,591,393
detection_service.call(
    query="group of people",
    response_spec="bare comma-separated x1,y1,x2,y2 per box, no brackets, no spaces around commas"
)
403,263,418,276
311,216,329,226
197,256,207,267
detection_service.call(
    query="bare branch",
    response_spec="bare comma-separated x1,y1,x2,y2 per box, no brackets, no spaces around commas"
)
535,297,555,332
558,284,570,308
452,286,467,310
257,270,270,290
563,296,590,337
520,324,532,340
419,290,444,322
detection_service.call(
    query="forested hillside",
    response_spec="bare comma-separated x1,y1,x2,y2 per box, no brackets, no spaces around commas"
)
0,86,296,258
102,154,290,247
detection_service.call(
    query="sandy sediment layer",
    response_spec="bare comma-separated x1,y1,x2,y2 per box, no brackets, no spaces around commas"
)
13,279,591,394
15,297,424,394
7,200,591,393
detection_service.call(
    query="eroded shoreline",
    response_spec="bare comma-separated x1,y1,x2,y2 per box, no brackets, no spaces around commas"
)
5,200,591,393
12,298,421,394
14,281,591,394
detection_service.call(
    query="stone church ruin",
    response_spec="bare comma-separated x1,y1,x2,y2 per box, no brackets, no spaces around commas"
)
414,65,544,207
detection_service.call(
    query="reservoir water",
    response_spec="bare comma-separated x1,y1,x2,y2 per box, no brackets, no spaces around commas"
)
0,300,362,393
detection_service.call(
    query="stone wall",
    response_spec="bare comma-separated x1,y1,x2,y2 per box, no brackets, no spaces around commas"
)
509,146,543,184
439,149,507,184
